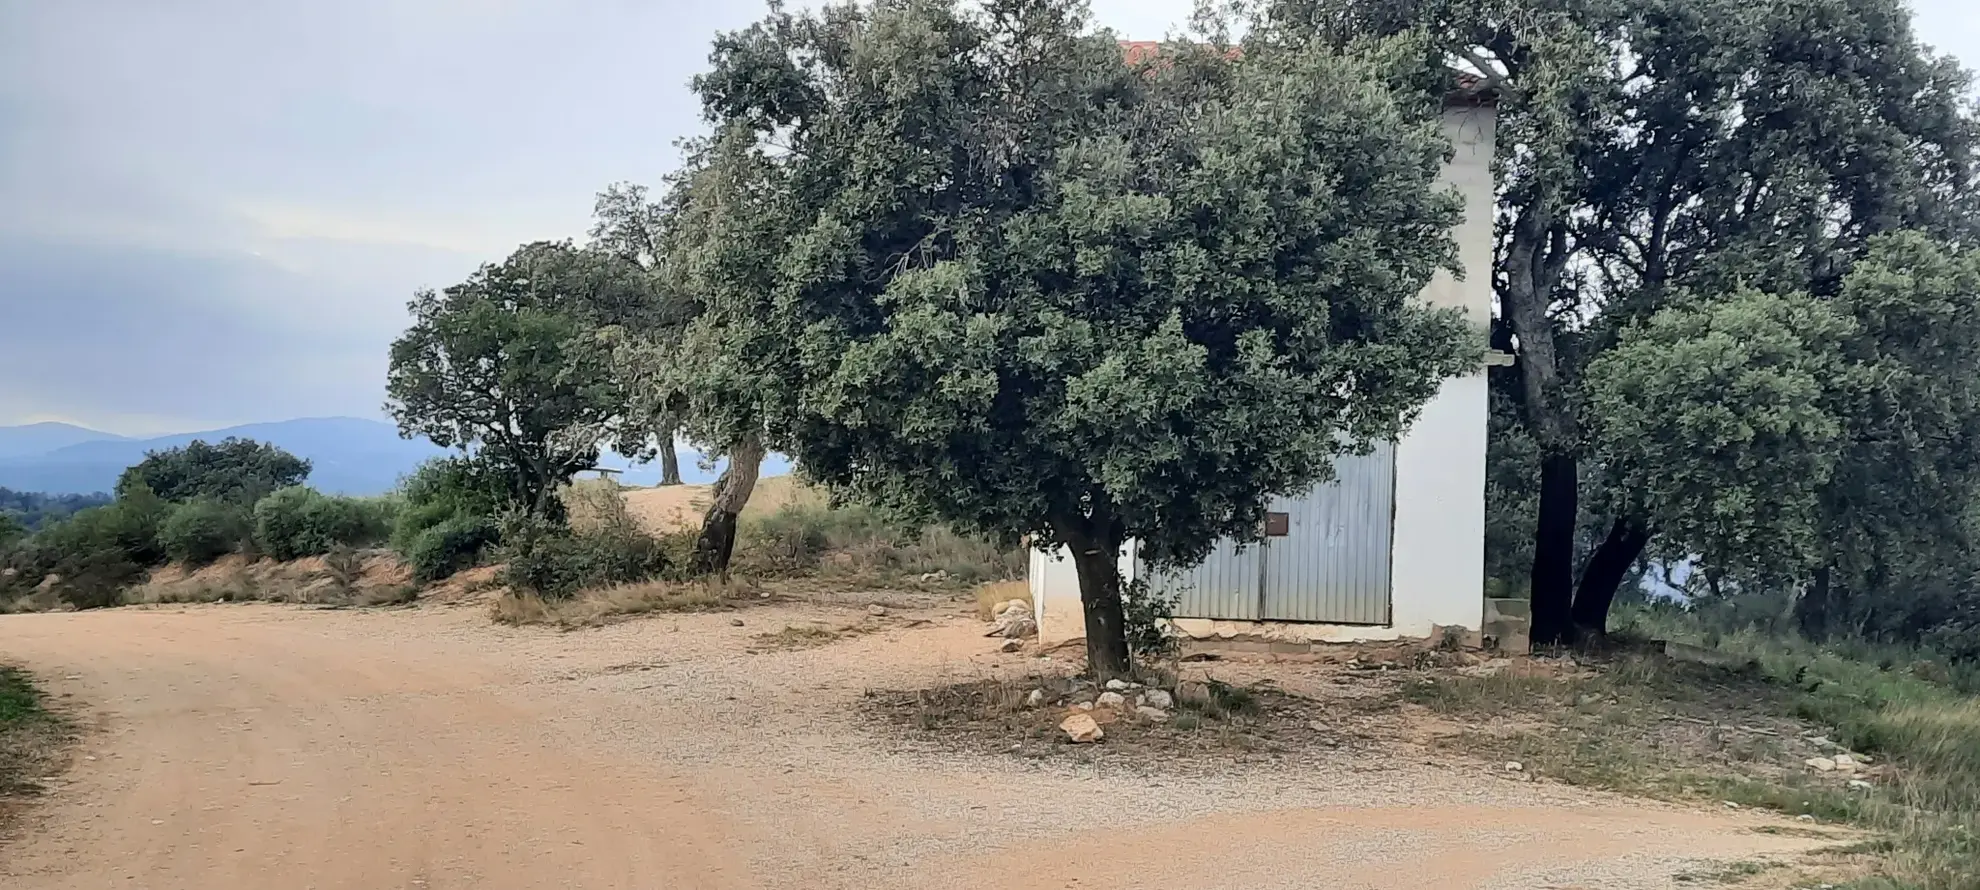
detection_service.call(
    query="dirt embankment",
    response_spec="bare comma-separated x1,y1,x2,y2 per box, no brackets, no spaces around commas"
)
0,598,1838,890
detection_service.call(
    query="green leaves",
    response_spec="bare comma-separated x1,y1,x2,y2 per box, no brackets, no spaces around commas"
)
665,0,1475,571
385,242,631,516
1584,288,1857,579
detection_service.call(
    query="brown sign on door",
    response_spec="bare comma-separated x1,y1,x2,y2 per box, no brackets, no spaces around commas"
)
1263,511,1290,537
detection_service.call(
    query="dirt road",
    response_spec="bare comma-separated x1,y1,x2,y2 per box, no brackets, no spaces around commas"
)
2,601,1830,889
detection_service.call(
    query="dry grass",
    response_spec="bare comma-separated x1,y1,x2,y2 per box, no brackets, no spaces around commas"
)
489,578,739,628
751,623,848,651
126,552,418,608
973,580,1029,620
609,475,818,537
1385,647,1980,890
1,666,73,831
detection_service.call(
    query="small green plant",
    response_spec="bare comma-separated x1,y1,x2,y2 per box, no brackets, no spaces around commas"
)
1122,579,1180,662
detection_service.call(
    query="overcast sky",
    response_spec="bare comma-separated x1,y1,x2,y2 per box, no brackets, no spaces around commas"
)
2,0,1976,436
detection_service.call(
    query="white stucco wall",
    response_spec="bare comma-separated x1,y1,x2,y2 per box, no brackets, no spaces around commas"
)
1031,100,1497,648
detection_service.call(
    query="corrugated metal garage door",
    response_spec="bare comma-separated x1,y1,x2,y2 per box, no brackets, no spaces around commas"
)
1150,443,1395,625
1141,536,1264,622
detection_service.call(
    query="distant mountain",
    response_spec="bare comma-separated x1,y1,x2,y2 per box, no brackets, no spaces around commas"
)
0,422,124,459
0,417,445,496
0,416,787,496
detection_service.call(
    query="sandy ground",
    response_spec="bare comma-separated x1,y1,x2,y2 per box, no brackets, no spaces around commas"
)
0,598,1835,890
614,475,814,535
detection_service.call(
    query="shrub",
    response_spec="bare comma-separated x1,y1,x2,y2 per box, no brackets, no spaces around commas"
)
406,513,500,583
158,498,252,566
499,513,671,599
391,458,509,553
253,487,390,562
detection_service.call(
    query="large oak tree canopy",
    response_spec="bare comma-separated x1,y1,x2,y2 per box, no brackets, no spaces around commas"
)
667,0,1481,674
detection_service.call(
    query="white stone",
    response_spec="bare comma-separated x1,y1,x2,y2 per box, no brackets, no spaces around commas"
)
1060,713,1104,743
866,604,889,617
1140,689,1174,710
1847,779,1873,791
1104,679,1131,692
999,639,1024,653
1072,701,1094,712
1797,814,1817,822
1024,689,1046,708
1831,753,1856,770
1805,757,1837,772
1096,691,1127,709
1505,761,1524,773
1135,706,1170,721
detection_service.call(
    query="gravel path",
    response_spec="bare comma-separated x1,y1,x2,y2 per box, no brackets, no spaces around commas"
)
0,598,1831,889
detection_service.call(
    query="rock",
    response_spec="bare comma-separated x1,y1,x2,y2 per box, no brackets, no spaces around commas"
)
1135,705,1170,721
730,618,746,627
1061,713,1104,743
1307,720,1328,733
1847,779,1873,791
1505,761,1524,773
1177,680,1212,707
1072,701,1095,712
1096,691,1127,709
866,604,889,617
1105,679,1131,692
1001,616,1037,639
1809,735,1838,750
1723,801,1741,809
1797,814,1817,822
918,570,953,583
999,639,1024,653
1805,757,1837,772
1832,753,1857,771
1140,689,1174,710
1024,689,1046,708
997,600,1029,619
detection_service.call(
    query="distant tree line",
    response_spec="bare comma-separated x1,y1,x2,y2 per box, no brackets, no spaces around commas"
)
0,488,111,534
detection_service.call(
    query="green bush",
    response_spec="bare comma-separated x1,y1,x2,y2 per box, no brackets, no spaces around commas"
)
253,487,390,562
406,513,500,583
498,515,671,599
158,498,252,566
391,458,508,553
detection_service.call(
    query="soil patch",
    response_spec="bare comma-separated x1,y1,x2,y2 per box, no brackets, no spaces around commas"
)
868,672,1360,764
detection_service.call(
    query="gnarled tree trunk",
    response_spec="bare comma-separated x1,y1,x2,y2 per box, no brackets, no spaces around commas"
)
1501,195,1582,647
689,434,764,578
1571,518,1651,639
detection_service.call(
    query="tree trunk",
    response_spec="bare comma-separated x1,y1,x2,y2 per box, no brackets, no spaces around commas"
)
657,436,683,487
689,434,764,578
1068,539,1131,681
1795,565,1835,640
1571,517,1651,639
1529,451,1580,646
1499,194,1581,648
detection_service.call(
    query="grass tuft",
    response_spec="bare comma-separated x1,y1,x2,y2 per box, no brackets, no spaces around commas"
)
0,666,72,803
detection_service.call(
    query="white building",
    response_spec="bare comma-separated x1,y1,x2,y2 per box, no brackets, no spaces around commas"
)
1031,77,1502,651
